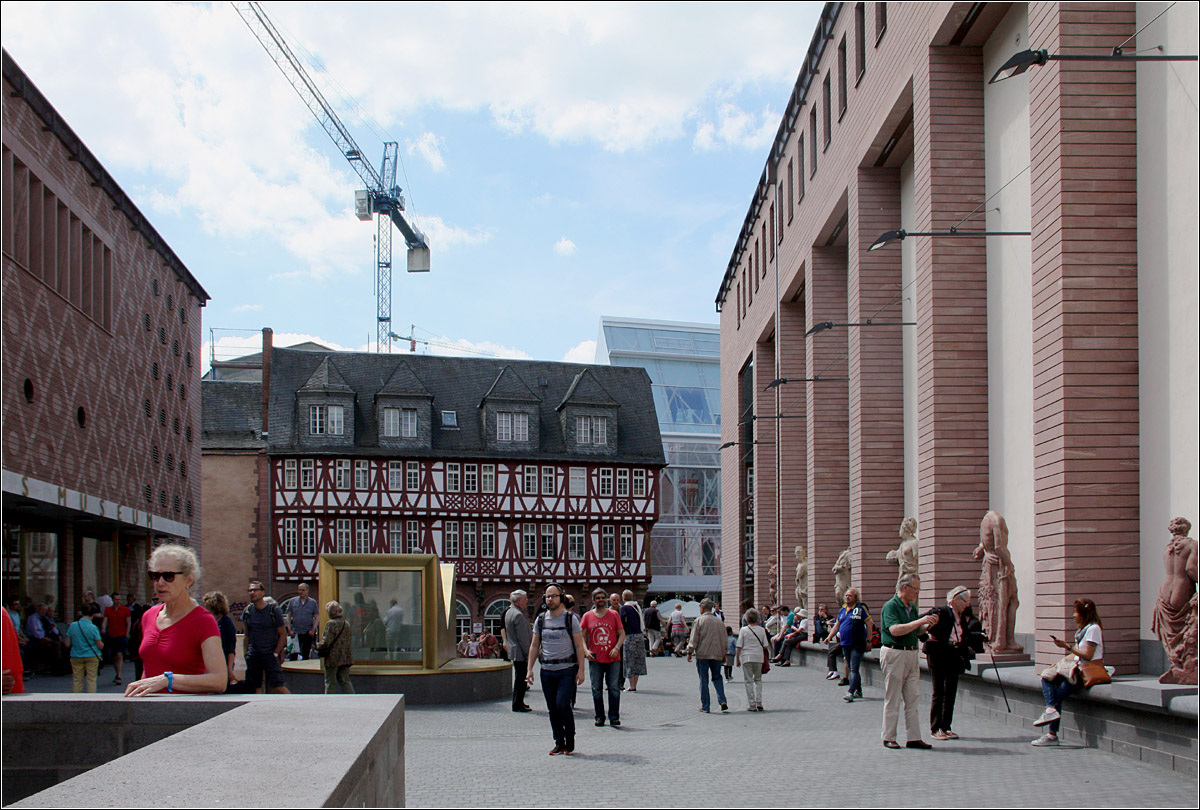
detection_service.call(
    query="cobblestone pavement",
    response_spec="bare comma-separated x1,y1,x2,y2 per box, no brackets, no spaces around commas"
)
405,655,1196,807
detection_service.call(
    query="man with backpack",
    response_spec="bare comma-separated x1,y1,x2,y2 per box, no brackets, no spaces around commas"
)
241,581,290,694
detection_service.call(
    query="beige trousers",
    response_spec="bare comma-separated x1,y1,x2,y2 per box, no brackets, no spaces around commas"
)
880,646,921,742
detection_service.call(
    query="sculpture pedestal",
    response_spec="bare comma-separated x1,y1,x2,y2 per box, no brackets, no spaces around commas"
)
987,651,1031,665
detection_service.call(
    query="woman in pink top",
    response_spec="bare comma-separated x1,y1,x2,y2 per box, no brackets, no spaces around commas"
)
125,544,226,696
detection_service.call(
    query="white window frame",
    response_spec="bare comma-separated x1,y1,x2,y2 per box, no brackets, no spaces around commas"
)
481,464,495,493
388,460,403,490
284,518,298,555
284,459,297,489
446,463,461,492
542,466,555,495
616,469,629,497
406,461,420,490
329,405,344,436
568,525,585,560
444,521,460,557
464,463,478,493
336,519,351,554
601,525,615,560
497,411,512,442
576,415,589,444
541,523,555,559
481,523,496,558
632,469,646,497
301,518,317,556
524,465,538,495
382,407,400,437
513,412,529,442
592,415,606,445
441,410,458,428
336,460,351,490
355,460,370,489
569,467,586,496
355,519,370,553
463,521,478,557
401,408,418,438
523,523,537,559
599,468,613,497
406,520,420,553
300,459,315,489
620,525,634,559
309,404,326,435
389,520,404,554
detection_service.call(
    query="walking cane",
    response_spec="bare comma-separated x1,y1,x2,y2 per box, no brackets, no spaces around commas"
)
986,644,1011,713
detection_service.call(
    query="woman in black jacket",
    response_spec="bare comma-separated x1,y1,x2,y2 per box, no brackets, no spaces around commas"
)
923,585,975,740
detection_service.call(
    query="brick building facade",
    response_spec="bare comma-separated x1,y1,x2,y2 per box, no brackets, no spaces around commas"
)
2,51,209,617
716,3,1197,673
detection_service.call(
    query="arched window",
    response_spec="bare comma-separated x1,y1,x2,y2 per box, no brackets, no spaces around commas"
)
455,599,472,642
484,599,512,638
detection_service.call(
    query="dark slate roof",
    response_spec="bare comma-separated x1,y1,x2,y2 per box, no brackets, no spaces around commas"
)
480,365,542,405
378,360,432,397
201,381,265,450
299,357,354,393
267,349,665,464
557,368,618,410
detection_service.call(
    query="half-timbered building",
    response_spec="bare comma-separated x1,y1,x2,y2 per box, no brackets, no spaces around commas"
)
205,342,665,635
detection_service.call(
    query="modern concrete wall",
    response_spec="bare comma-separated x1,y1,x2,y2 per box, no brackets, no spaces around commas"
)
1135,1,1200,655
983,4,1035,636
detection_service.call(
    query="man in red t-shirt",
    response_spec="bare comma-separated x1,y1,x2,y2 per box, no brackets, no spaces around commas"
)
102,593,132,686
580,588,625,727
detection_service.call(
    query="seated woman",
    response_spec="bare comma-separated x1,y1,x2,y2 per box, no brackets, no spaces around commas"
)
125,544,227,696
1032,598,1104,746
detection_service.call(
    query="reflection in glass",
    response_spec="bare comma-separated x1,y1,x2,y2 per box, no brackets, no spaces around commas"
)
340,569,423,662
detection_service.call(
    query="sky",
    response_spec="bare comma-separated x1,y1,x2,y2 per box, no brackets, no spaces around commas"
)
2,1,822,369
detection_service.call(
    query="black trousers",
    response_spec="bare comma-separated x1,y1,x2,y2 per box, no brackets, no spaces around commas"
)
927,646,961,733
511,657,529,709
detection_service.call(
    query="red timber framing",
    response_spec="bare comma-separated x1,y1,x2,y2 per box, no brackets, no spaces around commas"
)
269,456,657,585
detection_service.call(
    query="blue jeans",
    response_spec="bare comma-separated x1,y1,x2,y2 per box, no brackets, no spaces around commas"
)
696,659,727,710
589,660,621,722
1041,676,1080,734
843,645,864,694
540,666,577,748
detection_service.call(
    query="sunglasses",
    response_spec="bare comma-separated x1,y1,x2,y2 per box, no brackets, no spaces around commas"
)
148,571,183,582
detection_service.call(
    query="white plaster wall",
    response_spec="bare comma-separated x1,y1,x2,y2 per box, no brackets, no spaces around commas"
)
982,5,1035,636
1136,3,1200,638
900,155,917,521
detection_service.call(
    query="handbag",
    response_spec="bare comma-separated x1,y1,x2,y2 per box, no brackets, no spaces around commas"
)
756,627,770,674
318,621,346,660
1078,658,1112,688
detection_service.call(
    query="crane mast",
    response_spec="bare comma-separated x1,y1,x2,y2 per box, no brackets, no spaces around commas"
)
233,1,429,353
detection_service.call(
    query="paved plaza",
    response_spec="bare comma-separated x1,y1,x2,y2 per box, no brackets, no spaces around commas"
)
405,656,1196,808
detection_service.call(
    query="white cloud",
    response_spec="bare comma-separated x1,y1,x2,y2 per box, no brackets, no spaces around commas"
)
561,339,597,364
399,333,533,360
406,132,446,172
411,214,495,251
232,303,262,312
553,237,577,256
693,103,779,152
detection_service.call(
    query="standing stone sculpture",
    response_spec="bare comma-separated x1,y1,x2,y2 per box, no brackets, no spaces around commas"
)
768,554,779,606
973,510,1023,653
832,548,852,605
1152,517,1197,685
793,546,808,611
885,516,920,575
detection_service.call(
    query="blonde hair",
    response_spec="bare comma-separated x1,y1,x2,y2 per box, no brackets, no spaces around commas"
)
150,543,200,585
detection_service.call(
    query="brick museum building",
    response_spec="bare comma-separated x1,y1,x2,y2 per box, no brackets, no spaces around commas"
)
2,51,209,615
202,336,665,635
716,3,1196,674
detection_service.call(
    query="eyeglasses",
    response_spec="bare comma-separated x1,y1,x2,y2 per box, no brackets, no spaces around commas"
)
248,587,264,592
544,593,561,599
148,571,183,582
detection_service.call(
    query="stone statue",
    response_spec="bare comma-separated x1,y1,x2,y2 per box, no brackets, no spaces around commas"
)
767,554,779,606
832,548,852,605
886,516,920,575
793,545,808,611
1152,517,1197,685
973,510,1022,653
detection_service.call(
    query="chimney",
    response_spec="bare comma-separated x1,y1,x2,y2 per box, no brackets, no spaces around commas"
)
261,327,273,440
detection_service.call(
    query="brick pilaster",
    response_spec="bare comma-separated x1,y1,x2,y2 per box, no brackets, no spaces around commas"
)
912,46,991,609
777,301,810,609
753,340,780,608
1028,3,1139,671
848,167,907,608
806,247,850,607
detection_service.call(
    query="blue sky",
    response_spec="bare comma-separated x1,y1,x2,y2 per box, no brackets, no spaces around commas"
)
2,2,821,367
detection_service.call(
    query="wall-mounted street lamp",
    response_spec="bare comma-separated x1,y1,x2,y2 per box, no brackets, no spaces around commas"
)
989,47,1197,84
867,228,1030,252
765,376,850,390
718,440,776,450
804,319,915,337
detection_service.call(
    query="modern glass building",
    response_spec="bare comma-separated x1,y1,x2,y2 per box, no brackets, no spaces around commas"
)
596,317,721,595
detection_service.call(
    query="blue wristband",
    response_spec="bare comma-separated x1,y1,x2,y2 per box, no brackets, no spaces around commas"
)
165,671,174,692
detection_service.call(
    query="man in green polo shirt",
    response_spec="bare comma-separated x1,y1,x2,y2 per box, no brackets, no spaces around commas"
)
880,573,938,750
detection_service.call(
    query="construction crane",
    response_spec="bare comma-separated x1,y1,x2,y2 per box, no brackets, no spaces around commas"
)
233,1,430,354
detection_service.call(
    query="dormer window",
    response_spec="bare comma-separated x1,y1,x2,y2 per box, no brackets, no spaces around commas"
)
497,411,529,442
441,410,458,428
382,406,418,438
310,404,344,436
577,415,607,445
